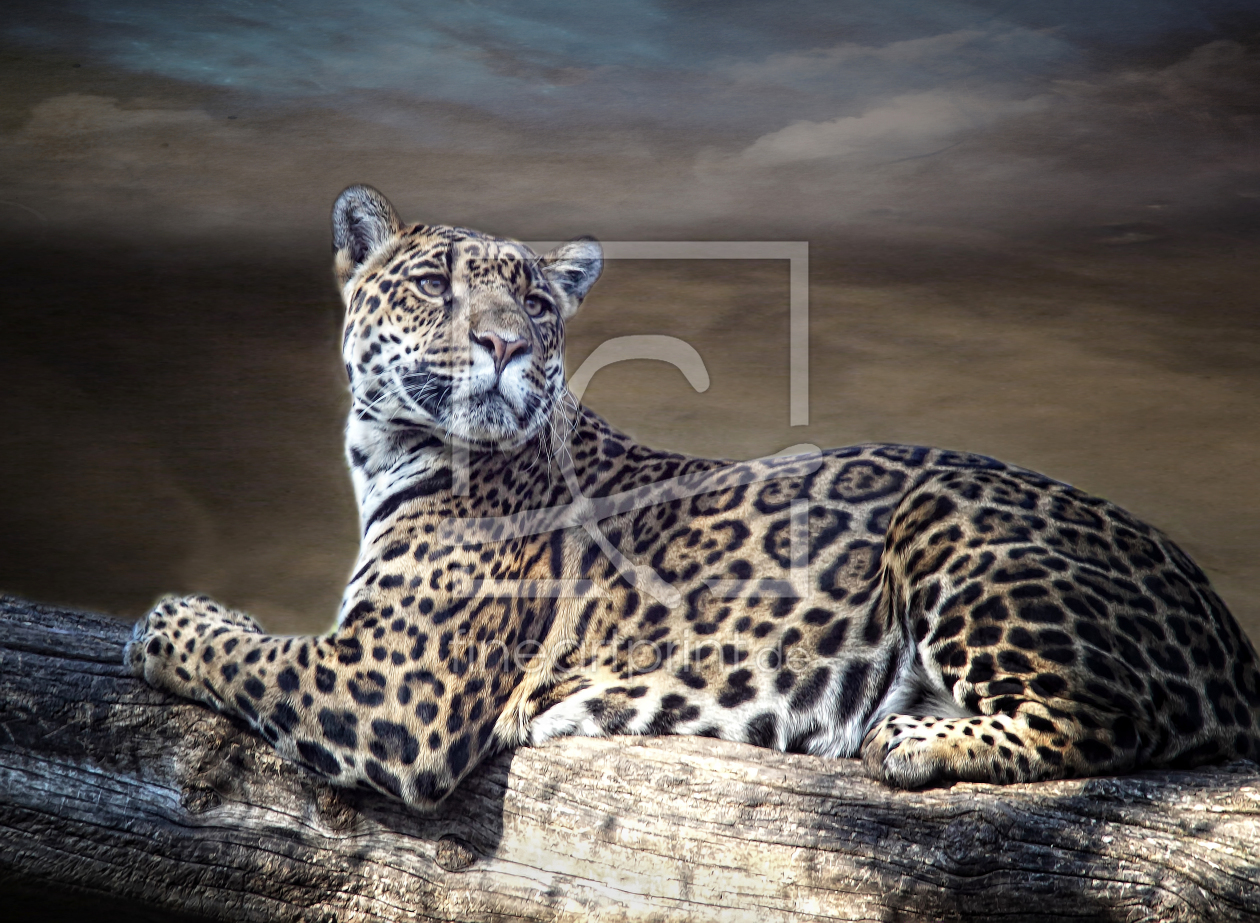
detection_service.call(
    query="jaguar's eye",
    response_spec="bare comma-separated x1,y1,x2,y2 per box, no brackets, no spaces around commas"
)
523,294,551,316
416,276,448,297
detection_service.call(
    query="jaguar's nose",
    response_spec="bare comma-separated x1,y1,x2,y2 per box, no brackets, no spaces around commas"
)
471,331,530,374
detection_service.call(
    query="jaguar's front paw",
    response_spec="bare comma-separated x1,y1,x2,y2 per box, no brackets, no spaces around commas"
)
124,594,184,680
124,594,263,694
123,615,152,678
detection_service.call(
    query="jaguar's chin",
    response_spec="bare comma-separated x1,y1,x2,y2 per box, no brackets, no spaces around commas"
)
446,390,545,451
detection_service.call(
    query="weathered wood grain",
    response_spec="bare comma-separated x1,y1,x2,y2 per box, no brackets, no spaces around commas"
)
1,595,1258,922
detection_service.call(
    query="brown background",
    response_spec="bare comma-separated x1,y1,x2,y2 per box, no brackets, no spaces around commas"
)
1,4,1258,640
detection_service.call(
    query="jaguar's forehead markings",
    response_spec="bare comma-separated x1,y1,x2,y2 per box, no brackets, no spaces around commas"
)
375,231,544,292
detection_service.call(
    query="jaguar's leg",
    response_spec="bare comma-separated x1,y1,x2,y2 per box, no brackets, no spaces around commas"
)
862,686,1138,787
126,594,489,810
858,472,1145,787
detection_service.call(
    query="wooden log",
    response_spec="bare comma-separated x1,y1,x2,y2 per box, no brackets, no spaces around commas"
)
1,595,1258,922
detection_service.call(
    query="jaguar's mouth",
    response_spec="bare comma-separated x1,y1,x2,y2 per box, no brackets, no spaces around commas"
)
397,369,538,447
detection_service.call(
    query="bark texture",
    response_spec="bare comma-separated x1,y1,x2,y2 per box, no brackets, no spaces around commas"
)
1,595,1258,922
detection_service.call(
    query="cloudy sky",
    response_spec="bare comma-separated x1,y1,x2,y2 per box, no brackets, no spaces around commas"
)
2,0,1258,242
1,2,1259,634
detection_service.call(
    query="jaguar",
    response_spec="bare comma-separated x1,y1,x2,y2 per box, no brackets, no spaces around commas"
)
127,184,1260,809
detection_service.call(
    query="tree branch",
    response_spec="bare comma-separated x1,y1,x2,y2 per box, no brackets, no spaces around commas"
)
1,596,1258,922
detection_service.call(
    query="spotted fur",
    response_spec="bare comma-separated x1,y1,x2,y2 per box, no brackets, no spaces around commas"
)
126,185,1260,808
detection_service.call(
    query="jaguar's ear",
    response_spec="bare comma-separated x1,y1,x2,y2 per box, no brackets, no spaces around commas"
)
332,184,403,288
539,236,603,319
